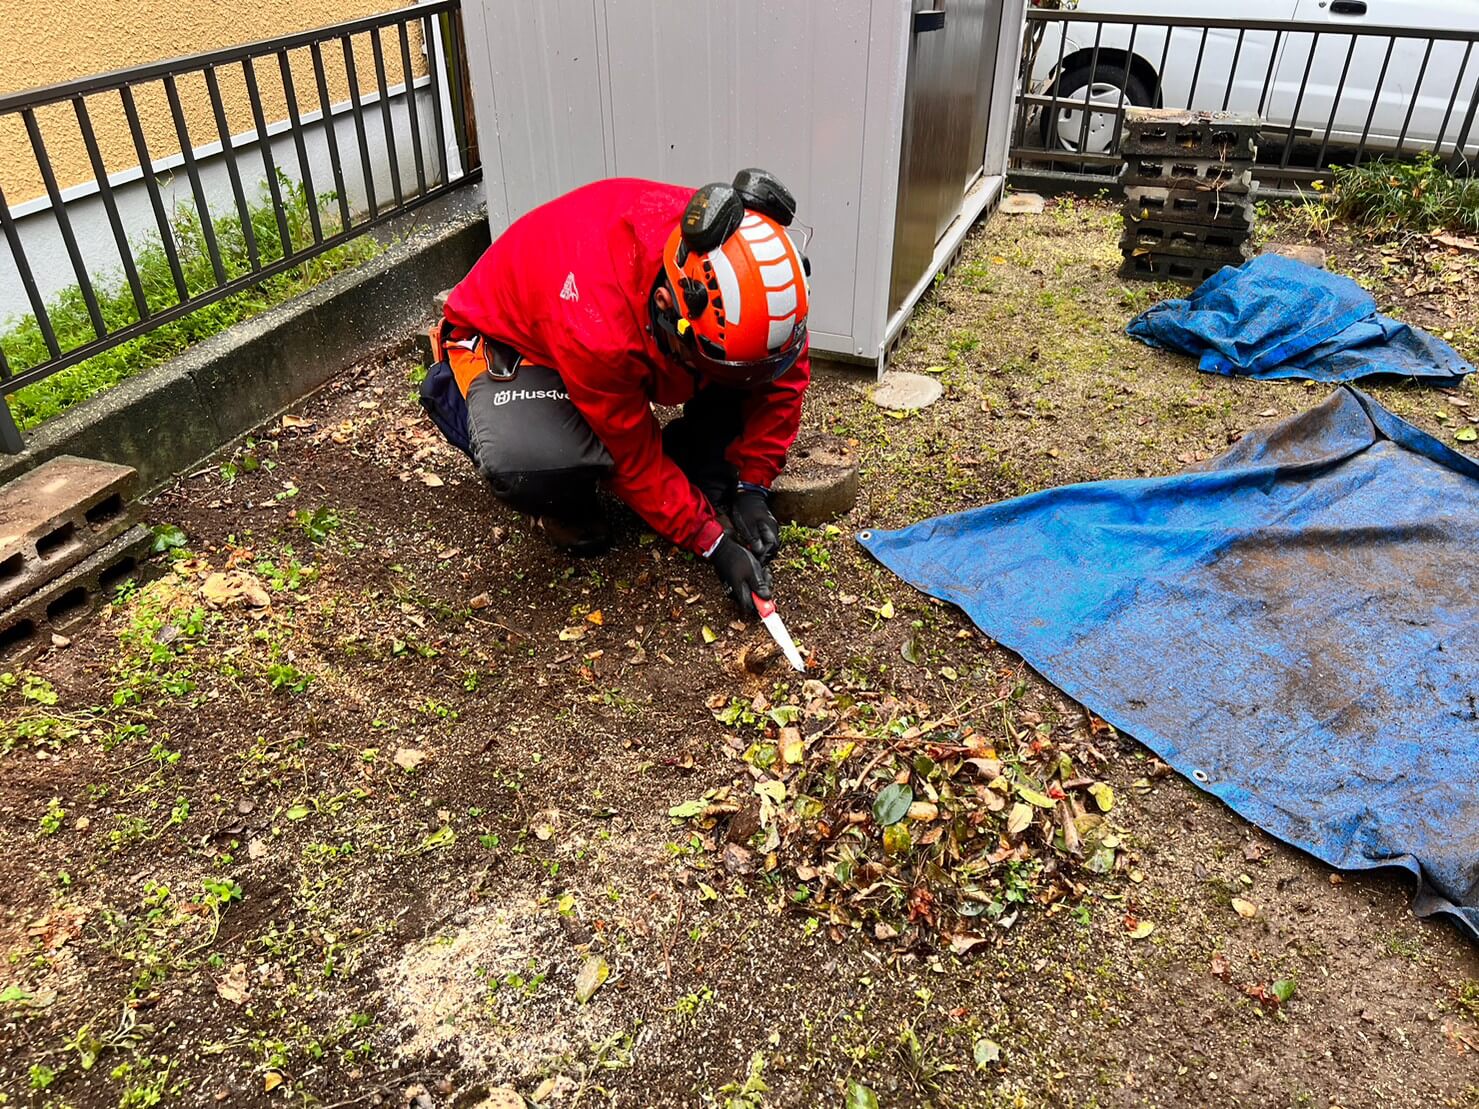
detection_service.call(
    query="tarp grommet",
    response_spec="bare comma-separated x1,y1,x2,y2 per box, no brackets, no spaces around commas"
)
858,530,873,541
1193,770,1210,783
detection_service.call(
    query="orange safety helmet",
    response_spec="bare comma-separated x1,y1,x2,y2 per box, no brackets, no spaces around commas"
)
657,171,810,388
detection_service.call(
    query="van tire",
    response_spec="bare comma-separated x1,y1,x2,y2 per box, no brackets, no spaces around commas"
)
1039,62,1154,156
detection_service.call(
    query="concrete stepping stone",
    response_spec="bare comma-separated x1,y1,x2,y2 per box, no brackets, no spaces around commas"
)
1000,192,1045,215
1263,243,1327,269
870,371,942,412
0,456,136,610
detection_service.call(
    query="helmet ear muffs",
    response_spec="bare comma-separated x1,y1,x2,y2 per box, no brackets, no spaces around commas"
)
680,276,709,319
732,167,796,226
681,183,744,254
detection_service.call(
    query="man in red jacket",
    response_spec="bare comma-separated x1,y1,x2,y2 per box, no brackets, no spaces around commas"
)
421,171,812,617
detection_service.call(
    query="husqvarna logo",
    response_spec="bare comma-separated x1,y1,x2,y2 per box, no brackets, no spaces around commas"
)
492,388,569,407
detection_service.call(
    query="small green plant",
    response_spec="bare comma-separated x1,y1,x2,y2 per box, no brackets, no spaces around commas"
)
29,1062,57,1089
1326,153,1479,234
266,661,312,694
296,506,342,544
38,797,66,836
717,1051,769,1108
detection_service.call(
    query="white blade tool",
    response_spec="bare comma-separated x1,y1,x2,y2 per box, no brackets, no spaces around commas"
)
753,592,806,671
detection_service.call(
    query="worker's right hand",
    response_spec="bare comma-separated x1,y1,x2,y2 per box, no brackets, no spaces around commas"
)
707,535,773,619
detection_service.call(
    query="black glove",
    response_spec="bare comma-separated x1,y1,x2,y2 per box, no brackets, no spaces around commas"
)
707,535,773,619
731,487,780,563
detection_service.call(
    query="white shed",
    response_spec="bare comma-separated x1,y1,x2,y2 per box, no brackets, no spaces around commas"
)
460,0,1027,369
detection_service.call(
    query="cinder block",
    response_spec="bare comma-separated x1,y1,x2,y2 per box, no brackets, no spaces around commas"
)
1119,252,1235,285
1121,156,1255,194
0,524,152,665
1120,222,1253,261
1123,185,1258,230
0,456,136,610
1121,108,1259,161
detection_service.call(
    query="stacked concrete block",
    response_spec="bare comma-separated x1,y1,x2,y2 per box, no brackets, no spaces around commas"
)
1118,108,1260,284
0,456,148,663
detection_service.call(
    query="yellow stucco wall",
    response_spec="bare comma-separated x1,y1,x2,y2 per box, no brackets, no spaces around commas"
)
0,0,425,205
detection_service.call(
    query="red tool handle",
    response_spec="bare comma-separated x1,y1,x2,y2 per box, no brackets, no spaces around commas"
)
752,592,775,618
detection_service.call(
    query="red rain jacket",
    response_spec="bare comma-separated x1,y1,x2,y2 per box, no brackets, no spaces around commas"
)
444,178,811,555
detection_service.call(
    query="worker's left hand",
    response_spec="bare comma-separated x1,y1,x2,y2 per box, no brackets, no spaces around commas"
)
731,487,780,563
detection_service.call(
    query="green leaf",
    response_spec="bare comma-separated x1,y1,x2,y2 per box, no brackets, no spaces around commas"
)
421,825,455,850
881,822,912,856
1087,782,1115,813
668,798,708,819
150,524,188,553
284,804,310,821
845,1081,880,1109
0,986,33,1004
872,782,914,826
900,635,922,665
1455,426,1478,442
1272,977,1297,1003
973,1037,1002,1067
1017,785,1056,809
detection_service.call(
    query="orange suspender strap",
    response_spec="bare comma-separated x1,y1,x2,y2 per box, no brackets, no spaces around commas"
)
431,320,492,398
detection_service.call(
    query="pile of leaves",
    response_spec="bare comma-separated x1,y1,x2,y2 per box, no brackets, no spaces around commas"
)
672,668,1147,951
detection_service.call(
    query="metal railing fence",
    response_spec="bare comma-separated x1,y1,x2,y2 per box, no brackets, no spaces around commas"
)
0,0,480,452
1010,8,1479,197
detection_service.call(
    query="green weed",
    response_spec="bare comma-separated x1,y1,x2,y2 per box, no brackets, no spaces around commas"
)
1326,153,1479,234
3,173,381,431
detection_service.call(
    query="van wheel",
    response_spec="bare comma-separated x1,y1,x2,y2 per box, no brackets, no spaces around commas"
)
1040,62,1154,156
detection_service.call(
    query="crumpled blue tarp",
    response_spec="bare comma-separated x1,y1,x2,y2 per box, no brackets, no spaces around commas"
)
1127,253,1474,384
859,387,1479,939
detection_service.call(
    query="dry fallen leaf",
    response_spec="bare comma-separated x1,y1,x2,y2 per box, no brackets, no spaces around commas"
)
264,1071,283,1092
469,592,492,610
281,414,313,429
481,1090,524,1109
573,955,609,1004
216,962,251,1005
1006,802,1032,837
393,747,427,772
1231,897,1259,919
200,571,271,609
586,610,604,625
1126,918,1156,940
419,471,445,487
247,838,269,861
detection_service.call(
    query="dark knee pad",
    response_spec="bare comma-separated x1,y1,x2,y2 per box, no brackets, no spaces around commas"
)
466,365,613,516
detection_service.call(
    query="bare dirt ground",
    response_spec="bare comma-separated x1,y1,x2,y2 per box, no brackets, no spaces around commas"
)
2,198,1477,1109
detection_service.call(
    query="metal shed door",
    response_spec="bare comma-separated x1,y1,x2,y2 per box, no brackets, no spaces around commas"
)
889,0,995,313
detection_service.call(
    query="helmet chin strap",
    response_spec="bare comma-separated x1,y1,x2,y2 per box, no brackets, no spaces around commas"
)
649,272,703,381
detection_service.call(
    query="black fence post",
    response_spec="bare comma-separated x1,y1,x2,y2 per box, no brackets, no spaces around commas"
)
0,0,480,422
1449,80,1479,173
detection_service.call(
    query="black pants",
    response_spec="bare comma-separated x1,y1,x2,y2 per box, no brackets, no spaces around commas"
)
421,356,744,519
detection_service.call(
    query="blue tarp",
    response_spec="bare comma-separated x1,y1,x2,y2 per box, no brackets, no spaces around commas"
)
1127,253,1474,384
859,387,1479,939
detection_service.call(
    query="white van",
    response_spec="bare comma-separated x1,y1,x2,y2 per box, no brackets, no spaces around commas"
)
1030,0,1479,157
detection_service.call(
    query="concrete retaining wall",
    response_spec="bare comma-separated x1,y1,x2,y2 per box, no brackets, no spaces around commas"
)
0,184,489,492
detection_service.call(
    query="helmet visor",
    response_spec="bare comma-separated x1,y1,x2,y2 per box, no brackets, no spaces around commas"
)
690,320,808,387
